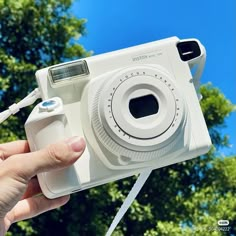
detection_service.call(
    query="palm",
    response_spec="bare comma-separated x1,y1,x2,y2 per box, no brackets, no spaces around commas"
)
0,141,69,235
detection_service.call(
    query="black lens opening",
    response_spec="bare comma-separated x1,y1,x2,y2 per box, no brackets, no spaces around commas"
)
129,94,159,119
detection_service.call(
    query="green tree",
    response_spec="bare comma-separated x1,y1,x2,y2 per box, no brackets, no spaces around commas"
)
0,0,89,235
106,85,235,236
0,0,89,142
143,156,236,236
0,1,235,236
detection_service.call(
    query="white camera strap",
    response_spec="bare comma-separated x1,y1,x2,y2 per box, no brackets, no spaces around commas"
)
106,169,152,236
0,88,41,124
190,44,206,100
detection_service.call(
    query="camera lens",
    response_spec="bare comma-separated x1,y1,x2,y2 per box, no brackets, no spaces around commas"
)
129,94,159,119
89,65,186,165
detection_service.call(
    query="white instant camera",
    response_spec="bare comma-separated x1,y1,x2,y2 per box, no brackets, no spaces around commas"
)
25,36,211,199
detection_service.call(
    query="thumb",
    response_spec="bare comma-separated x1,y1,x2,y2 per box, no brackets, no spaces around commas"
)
4,136,86,181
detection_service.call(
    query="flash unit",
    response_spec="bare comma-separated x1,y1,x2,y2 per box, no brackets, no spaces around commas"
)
48,60,89,84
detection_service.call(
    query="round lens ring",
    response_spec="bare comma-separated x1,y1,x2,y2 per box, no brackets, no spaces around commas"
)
91,65,186,164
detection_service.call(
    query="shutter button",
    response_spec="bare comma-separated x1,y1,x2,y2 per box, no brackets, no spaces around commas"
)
39,99,59,112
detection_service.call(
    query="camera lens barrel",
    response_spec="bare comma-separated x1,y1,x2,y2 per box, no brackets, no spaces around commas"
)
91,65,187,165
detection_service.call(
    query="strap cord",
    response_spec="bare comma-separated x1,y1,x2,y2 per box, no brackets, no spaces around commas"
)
106,169,152,236
190,44,206,100
0,88,41,124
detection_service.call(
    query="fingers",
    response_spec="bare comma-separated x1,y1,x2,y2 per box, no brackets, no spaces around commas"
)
2,136,86,181
0,141,29,161
6,195,70,224
21,178,42,200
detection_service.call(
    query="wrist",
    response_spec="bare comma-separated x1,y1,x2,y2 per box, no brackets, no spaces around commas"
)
0,218,8,236
0,220,6,236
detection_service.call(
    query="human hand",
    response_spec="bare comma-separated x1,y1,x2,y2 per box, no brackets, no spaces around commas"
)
0,137,85,235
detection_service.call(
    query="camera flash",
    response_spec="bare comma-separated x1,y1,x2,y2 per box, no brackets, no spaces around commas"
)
49,60,89,84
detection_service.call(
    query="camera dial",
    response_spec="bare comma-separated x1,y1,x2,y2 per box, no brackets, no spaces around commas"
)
91,65,188,166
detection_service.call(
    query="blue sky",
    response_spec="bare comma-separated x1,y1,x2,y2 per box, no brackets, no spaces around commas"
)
72,0,236,155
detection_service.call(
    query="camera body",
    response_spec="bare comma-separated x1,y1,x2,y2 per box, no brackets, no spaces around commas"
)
25,36,211,199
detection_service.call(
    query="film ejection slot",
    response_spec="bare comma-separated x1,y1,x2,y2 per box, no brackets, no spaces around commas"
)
48,60,89,84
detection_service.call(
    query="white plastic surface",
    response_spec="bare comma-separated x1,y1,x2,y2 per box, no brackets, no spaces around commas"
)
21,37,212,235
25,97,81,198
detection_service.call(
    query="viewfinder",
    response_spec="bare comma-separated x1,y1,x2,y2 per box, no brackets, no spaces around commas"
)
177,41,201,61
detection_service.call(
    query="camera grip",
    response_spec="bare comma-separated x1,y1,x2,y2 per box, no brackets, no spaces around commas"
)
25,97,81,199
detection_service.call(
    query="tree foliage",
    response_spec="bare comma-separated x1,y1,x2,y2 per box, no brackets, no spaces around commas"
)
0,1,235,235
0,0,90,142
